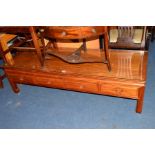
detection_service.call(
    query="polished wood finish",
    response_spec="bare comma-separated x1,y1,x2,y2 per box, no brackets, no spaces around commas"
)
0,26,111,70
0,27,148,113
40,26,106,40
3,49,148,113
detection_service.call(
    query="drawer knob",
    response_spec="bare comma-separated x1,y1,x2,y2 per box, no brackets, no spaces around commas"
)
61,31,67,36
20,77,23,81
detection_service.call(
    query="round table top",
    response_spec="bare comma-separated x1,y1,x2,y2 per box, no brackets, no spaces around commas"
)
39,26,107,40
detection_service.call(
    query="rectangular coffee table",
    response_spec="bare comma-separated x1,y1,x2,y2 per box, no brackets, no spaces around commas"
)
3,49,148,113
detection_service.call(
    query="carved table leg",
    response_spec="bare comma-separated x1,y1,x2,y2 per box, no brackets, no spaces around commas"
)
136,86,145,113
8,79,20,93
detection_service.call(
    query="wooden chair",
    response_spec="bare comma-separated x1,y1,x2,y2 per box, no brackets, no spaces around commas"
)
30,26,111,71
108,26,148,50
0,26,46,66
0,34,17,88
0,27,36,88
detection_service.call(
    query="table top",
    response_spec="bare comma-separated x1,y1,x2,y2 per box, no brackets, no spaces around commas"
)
4,49,147,82
40,26,107,40
0,26,30,34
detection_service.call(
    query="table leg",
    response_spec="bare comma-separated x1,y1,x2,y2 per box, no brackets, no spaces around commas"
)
136,86,145,113
8,79,20,93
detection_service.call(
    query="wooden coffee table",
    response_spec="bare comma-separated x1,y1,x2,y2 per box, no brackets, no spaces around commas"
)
3,48,148,113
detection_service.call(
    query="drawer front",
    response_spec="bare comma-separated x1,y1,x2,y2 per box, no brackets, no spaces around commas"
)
34,77,64,88
45,27,82,39
100,83,138,98
7,70,139,99
63,79,99,93
8,73,64,89
9,74,34,84
80,26,106,38
43,26,106,39
8,73,99,93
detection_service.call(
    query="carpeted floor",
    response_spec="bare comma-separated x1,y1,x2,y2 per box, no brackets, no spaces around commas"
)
0,41,155,129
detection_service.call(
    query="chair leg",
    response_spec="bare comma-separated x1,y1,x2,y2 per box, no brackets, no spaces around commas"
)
83,39,87,52
29,27,44,66
103,33,111,71
99,35,104,50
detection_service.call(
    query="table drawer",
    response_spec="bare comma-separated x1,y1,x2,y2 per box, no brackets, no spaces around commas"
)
100,83,138,98
9,74,64,89
42,26,106,40
34,77,64,88
63,79,98,93
9,74,34,84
